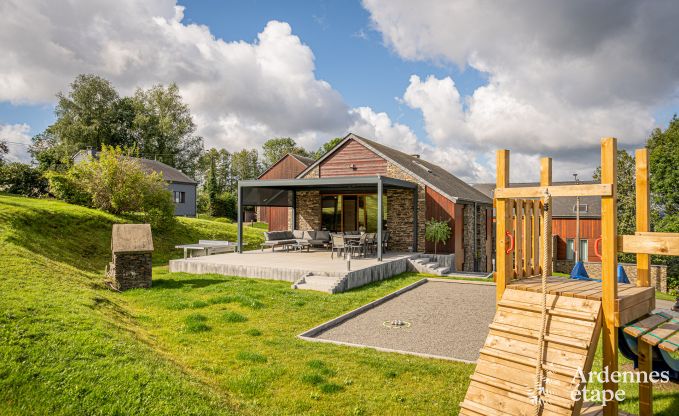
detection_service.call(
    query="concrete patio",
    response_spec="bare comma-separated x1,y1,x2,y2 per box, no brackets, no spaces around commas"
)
168,249,416,293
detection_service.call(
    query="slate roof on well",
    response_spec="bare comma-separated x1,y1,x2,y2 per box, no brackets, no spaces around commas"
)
299,133,492,204
472,181,601,218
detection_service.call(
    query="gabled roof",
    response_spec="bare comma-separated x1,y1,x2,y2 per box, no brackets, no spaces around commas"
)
297,133,492,205
257,153,315,179
472,181,601,218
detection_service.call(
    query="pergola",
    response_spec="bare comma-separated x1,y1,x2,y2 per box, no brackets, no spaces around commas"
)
236,175,419,260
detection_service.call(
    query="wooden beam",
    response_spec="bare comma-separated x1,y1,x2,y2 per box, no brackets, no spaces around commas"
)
600,137,618,416
514,200,523,278
532,201,540,274
523,200,532,276
496,149,511,302
636,148,651,284
493,183,613,199
618,234,679,255
540,157,552,276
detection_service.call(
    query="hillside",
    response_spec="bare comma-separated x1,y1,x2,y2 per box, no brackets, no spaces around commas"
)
0,195,263,415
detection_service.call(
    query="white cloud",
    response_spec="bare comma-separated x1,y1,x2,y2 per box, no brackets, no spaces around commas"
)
364,0,679,180
0,124,32,163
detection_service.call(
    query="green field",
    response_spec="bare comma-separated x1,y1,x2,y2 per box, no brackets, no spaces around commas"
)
1,194,677,415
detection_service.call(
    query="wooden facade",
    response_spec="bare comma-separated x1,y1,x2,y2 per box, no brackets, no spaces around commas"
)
319,139,387,177
258,154,310,231
553,217,602,262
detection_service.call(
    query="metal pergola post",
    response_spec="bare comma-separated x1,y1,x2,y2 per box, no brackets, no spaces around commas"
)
237,184,243,253
377,177,383,261
292,190,297,230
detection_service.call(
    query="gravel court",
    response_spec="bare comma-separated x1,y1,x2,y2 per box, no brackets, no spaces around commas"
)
306,279,497,362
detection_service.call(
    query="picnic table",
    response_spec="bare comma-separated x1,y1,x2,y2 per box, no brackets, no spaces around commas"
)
175,240,237,259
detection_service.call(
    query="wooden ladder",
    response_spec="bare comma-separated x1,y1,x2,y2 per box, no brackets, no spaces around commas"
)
459,288,603,416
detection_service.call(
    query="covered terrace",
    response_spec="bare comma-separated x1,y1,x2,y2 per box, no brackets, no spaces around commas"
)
236,175,419,260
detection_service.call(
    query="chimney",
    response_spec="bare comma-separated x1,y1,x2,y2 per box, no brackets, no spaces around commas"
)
411,154,420,159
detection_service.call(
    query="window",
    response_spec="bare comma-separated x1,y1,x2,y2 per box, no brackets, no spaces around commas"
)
173,191,185,204
579,239,588,262
566,239,574,260
572,204,588,213
320,194,387,232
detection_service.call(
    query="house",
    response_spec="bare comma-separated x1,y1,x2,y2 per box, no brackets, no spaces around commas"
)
238,133,493,272
473,181,602,263
256,153,315,230
72,149,198,217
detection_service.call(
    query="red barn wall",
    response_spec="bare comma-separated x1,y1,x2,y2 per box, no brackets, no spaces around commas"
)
552,217,602,262
258,155,309,231
425,187,455,254
319,139,387,177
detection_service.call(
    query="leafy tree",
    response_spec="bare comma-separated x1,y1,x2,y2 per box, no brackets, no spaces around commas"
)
47,74,133,155
425,218,452,255
0,140,8,164
29,131,69,171
131,83,204,176
0,162,48,197
69,146,174,228
594,149,636,242
197,148,233,192
314,137,343,159
230,149,261,182
206,155,219,216
261,137,309,168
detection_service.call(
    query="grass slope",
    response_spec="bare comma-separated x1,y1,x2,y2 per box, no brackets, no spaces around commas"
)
1,194,678,415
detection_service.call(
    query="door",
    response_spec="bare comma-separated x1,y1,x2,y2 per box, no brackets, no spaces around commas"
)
343,196,357,231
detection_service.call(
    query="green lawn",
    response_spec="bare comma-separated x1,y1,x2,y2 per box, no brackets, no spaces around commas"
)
1,194,677,415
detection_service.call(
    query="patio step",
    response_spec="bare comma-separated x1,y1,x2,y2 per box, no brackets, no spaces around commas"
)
292,274,342,294
407,257,451,276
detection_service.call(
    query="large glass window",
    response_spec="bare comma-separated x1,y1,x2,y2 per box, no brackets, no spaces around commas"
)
579,239,588,262
566,239,574,260
320,194,386,232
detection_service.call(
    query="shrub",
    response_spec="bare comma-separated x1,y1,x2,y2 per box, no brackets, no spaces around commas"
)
65,146,175,228
425,218,452,255
0,162,49,197
45,171,91,205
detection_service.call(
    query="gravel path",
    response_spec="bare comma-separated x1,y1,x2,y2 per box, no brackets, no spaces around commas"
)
314,281,496,362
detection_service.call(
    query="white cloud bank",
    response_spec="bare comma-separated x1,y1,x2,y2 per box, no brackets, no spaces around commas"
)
0,124,32,163
364,0,679,180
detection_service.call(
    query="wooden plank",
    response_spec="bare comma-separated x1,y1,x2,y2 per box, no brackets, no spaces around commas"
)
600,137,618,416
636,148,651,289
523,200,532,275
515,200,524,278
616,296,655,326
532,200,540,274
489,323,590,350
479,347,578,378
618,233,679,255
638,338,653,416
658,330,679,353
623,313,672,338
474,358,579,398
494,183,613,198
495,149,511,302
641,320,679,346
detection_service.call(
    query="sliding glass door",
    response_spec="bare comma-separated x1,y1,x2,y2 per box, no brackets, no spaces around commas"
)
320,194,386,232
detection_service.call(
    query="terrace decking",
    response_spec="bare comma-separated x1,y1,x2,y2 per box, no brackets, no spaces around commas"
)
507,276,656,326
168,250,415,293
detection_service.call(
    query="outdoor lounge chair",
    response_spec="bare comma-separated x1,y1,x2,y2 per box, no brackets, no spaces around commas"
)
330,234,347,259
261,230,331,251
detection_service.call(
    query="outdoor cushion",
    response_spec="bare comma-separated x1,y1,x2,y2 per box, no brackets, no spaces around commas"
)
292,230,304,239
302,230,316,240
308,239,328,246
315,230,330,241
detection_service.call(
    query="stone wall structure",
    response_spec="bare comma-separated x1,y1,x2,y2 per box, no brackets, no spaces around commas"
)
386,162,426,252
553,259,668,292
295,191,321,231
107,224,153,291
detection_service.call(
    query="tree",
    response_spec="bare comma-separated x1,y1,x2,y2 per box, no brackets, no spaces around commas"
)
261,137,309,168
206,154,219,216
131,83,204,176
425,218,452,255
0,162,49,197
230,149,261,182
314,137,343,159
0,140,8,164
197,148,232,192
48,74,132,155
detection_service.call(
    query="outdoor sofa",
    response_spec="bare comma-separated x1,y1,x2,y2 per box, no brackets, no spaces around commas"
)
261,230,331,251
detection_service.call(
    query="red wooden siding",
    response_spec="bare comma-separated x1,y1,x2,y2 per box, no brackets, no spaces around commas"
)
319,139,387,177
425,187,455,253
260,154,308,180
259,154,308,231
552,217,602,262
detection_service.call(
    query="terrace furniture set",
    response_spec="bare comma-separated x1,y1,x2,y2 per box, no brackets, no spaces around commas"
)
330,230,390,259
261,230,332,252
175,240,237,259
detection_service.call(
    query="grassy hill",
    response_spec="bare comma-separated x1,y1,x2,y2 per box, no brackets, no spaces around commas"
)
1,194,677,415
0,195,263,415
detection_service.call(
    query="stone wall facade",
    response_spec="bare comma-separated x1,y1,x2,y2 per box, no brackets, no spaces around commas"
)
463,204,475,271
109,252,152,291
386,189,417,251
386,162,426,252
295,191,321,231
477,205,488,273
553,259,668,292
302,166,320,178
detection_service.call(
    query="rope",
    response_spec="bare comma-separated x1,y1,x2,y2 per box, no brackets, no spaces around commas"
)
533,191,552,414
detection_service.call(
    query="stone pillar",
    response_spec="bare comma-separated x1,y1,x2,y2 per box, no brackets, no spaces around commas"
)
296,191,321,230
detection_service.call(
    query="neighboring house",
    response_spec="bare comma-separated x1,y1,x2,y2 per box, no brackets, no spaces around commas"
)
72,149,198,217
257,153,315,231
473,181,602,263
240,133,493,272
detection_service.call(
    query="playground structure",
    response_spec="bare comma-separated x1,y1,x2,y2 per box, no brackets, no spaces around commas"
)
460,138,679,416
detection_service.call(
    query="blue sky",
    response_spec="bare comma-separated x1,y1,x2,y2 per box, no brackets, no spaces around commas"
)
1,1,677,181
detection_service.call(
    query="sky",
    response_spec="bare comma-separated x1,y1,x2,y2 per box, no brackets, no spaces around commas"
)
1,0,678,182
